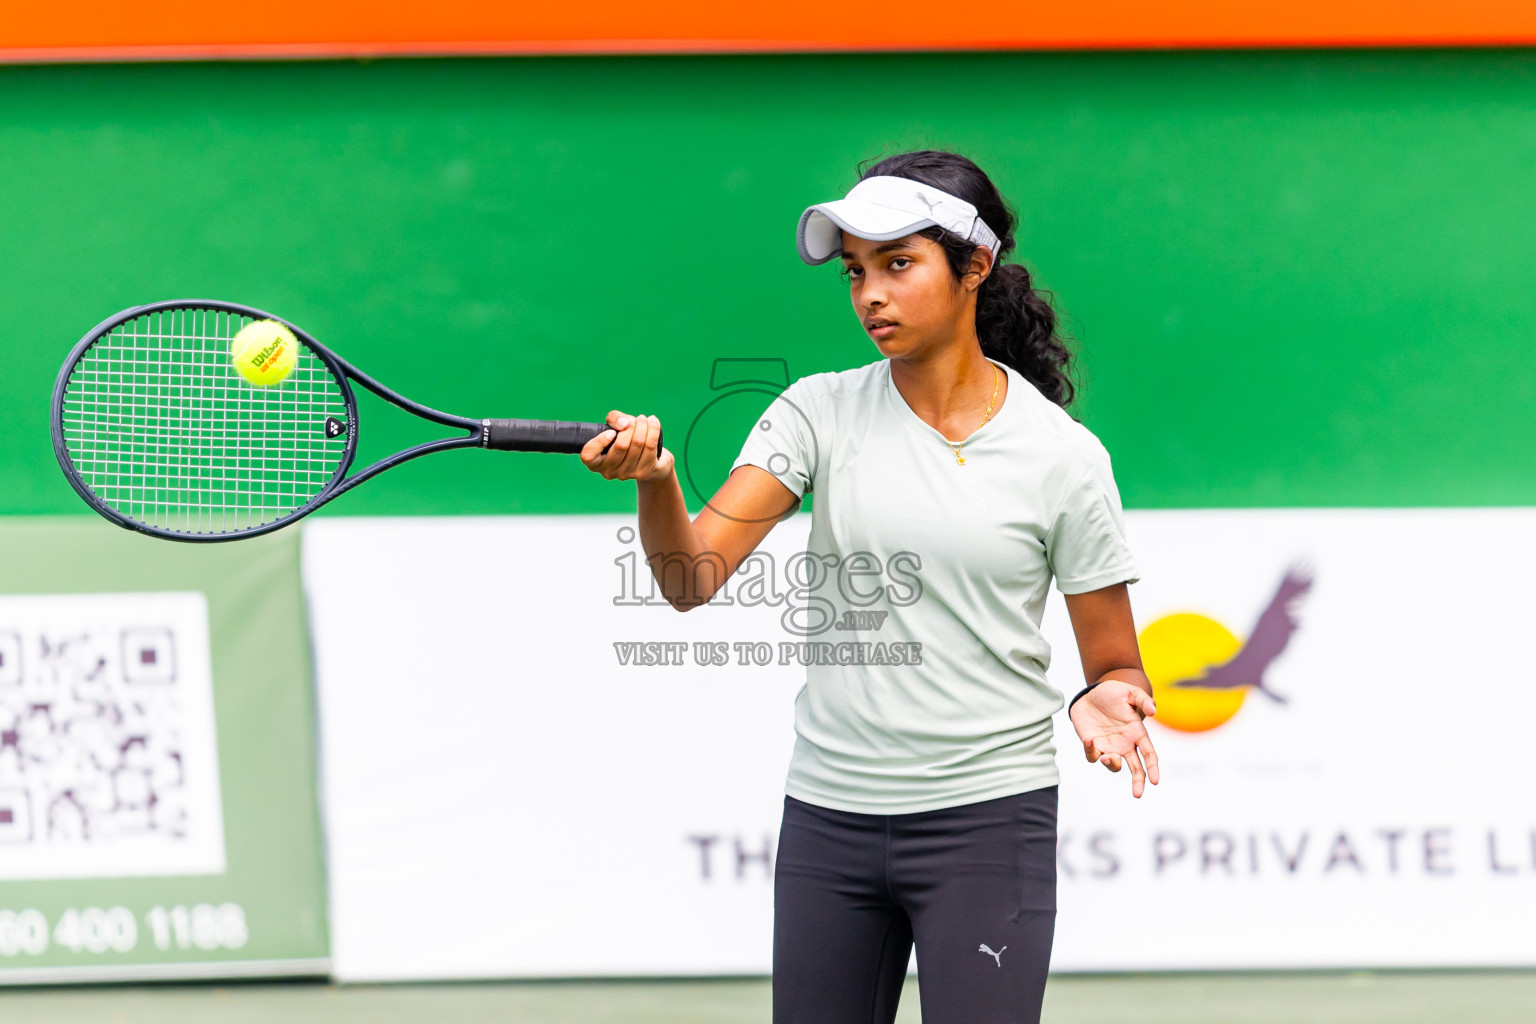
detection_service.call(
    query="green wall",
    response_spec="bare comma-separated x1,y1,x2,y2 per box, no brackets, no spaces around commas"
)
5,50,1535,514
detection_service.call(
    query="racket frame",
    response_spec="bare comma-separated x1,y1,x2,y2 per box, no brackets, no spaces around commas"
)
51,299,488,542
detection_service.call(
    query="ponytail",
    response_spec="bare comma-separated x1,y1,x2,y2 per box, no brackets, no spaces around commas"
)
858,150,1077,409
976,262,1075,408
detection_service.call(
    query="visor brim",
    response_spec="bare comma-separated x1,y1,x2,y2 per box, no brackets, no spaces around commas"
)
796,200,937,265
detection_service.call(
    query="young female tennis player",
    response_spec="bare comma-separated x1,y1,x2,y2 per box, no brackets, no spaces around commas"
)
581,149,1157,1024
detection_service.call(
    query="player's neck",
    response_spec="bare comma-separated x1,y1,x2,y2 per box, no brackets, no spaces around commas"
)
888,340,1004,427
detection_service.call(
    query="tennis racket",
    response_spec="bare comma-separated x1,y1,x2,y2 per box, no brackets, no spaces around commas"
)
50,299,657,542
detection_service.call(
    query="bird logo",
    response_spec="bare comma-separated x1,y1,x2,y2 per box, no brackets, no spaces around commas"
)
1140,565,1313,733
978,943,1006,967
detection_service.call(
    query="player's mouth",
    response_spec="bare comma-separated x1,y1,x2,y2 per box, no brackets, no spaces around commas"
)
865,318,898,340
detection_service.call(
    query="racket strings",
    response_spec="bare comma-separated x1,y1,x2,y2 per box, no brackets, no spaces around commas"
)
60,308,349,536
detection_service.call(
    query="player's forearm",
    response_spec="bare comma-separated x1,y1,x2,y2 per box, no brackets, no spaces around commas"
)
635,467,717,611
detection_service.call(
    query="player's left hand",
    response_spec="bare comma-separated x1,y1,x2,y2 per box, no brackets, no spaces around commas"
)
1069,681,1159,799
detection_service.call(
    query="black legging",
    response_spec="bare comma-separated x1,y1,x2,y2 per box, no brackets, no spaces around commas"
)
772,786,1057,1024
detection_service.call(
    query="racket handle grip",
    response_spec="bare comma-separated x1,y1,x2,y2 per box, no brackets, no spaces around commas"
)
482,419,662,456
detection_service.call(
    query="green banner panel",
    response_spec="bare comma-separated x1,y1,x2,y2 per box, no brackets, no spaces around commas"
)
4,51,1535,514
0,518,328,982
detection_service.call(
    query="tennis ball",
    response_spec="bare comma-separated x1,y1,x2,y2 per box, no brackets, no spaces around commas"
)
230,320,299,387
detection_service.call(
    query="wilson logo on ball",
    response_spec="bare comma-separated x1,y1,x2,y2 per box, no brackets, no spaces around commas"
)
252,339,286,367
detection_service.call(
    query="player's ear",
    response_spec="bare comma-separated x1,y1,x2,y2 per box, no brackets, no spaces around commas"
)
962,246,994,292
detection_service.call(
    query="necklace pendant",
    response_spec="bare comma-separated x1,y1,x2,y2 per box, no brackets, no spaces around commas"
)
954,452,966,465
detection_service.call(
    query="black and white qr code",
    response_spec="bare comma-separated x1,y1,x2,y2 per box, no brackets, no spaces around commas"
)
0,594,224,880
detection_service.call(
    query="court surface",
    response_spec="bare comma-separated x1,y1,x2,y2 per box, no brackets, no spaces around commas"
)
2,972,1533,1022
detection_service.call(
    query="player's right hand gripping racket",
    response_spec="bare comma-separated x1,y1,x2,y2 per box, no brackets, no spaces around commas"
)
50,300,658,542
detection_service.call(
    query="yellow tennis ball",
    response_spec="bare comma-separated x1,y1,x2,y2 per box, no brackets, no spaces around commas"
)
230,320,299,387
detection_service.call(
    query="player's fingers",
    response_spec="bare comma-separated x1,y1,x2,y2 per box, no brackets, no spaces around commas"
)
642,415,672,477
1100,751,1122,772
640,415,662,460
1125,745,1146,798
616,414,653,479
1130,687,1157,719
593,419,631,478
1137,733,1161,786
630,415,659,476
603,410,638,457
580,433,611,467
583,424,620,465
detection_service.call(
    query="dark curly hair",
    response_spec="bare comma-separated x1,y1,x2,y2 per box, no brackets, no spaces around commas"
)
859,150,1077,408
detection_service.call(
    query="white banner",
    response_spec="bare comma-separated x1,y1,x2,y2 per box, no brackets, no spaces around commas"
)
304,510,1536,980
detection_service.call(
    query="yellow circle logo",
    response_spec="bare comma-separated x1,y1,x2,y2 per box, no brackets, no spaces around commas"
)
1139,613,1246,732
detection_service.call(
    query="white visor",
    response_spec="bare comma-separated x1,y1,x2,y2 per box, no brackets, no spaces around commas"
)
796,175,1004,266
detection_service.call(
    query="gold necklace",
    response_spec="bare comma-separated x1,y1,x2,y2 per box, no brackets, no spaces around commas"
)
947,364,999,466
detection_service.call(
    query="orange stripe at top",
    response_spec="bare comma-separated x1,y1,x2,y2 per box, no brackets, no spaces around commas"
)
4,1,1536,60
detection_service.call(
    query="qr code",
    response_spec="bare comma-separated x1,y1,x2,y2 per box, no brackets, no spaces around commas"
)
0,594,225,880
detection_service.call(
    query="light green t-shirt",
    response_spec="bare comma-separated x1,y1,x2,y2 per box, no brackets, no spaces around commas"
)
730,356,1139,814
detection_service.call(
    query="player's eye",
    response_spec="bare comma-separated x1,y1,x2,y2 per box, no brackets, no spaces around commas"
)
890,257,912,271
841,264,863,280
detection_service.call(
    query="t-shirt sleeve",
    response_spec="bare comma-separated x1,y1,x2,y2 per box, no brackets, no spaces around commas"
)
729,378,818,500
1045,449,1140,595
